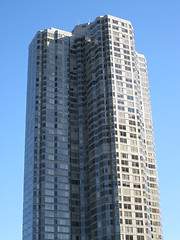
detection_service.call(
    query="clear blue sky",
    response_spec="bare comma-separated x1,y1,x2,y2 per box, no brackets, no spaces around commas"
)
0,1,179,239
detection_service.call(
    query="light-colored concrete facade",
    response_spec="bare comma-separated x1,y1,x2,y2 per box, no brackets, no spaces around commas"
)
23,15,162,240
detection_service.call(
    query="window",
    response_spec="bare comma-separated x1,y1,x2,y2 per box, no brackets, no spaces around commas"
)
137,237,144,240
115,63,121,69
112,25,119,30
124,204,131,209
132,155,138,160
125,66,131,71
120,131,126,137
120,138,127,143
137,228,144,233
135,197,142,203
126,84,132,89
125,219,132,225
122,153,128,159
114,47,120,52
136,212,143,218
113,20,118,25
124,196,131,202
126,235,133,240
123,182,130,187
122,167,129,173
135,205,142,211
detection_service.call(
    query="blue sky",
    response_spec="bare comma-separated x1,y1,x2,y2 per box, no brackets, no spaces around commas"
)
0,1,179,239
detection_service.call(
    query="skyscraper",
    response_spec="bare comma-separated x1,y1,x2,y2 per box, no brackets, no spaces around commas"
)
23,15,162,240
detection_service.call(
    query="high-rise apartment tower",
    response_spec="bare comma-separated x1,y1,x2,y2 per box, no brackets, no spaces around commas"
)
23,15,162,240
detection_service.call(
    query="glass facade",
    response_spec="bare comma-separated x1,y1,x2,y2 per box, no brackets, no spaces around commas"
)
23,29,72,240
23,15,162,240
